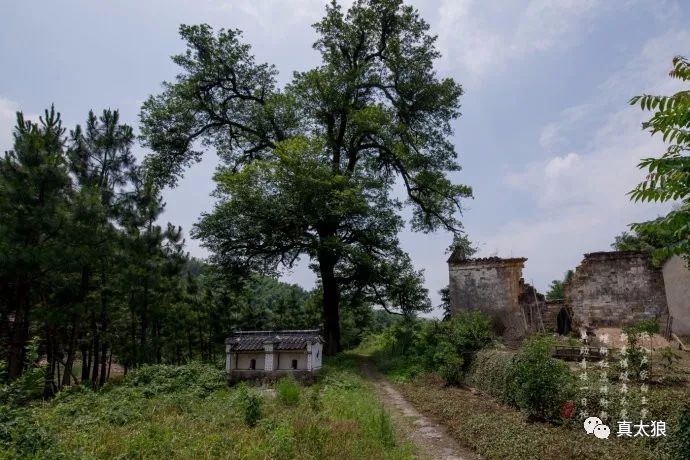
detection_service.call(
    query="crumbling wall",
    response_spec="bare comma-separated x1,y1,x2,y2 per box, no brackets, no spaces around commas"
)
448,256,528,341
564,251,668,329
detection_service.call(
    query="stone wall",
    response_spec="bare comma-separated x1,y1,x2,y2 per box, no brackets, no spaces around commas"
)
448,255,528,341
662,255,690,336
564,251,668,329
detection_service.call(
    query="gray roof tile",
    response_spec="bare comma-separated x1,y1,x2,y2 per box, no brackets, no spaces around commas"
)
225,329,323,351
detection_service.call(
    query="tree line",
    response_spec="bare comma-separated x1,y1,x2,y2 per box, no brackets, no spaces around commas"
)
0,106,393,393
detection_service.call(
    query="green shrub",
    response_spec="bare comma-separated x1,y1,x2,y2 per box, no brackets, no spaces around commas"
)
508,335,575,422
127,362,224,398
276,376,300,406
0,366,45,406
367,310,494,384
0,405,56,457
243,392,263,427
437,349,464,385
464,349,514,400
0,338,46,407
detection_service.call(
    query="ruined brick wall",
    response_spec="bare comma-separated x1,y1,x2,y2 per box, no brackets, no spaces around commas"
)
448,256,528,340
564,251,668,328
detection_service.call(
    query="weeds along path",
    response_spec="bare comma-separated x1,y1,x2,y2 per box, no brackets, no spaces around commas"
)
357,357,481,460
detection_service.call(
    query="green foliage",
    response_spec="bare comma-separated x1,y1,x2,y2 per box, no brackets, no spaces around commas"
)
628,56,690,261
126,362,225,398
464,349,514,400
612,224,679,265
308,384,322,413
0,337,45,406
546,270,573,301
0,406,57,459
0,360,417,459
276,376,301,406
667,402,690,460
624,318,660,336
373,406,396,448
507,335,575,422
141,0,471,353
364,311,493,384
243,392,263,427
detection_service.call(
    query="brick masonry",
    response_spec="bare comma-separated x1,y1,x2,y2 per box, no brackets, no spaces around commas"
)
448,250,677,340
448,256,529,341
563,251,668,329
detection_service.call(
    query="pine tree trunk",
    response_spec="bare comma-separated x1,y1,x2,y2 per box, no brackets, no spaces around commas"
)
43,336,57,398
107,350,112,379
7,283,30,381
80,343,89,383
99,342,107,387
62,320,77,386
91,331,100,386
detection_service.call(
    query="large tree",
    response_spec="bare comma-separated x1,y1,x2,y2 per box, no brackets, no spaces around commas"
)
140,0,471,354
628,56,690,263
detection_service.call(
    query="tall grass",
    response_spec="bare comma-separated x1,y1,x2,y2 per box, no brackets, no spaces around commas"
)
0,360,415,459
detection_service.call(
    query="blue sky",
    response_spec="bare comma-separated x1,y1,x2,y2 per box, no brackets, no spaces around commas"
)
1,0,687,315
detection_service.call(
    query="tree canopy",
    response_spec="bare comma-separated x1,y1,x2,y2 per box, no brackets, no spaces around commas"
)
628,56,690,263
140,0,471,353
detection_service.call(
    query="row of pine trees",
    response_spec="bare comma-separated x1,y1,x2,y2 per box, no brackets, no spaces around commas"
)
0,107,211,394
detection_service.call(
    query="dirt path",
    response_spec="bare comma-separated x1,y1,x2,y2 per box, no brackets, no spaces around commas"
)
358,358,480,460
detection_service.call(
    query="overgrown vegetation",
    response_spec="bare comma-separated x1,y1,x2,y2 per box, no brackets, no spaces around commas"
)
507,335,575,422
360,311,493,384
0,360,415,459
396,376,687,460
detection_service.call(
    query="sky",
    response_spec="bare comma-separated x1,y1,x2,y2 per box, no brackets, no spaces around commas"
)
1,0,687,316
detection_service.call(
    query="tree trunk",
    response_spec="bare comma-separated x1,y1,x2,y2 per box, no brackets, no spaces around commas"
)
43,336,57,398
62,320,77,386
107,350,112,379
7,281,31,381
80,343,89,383
318,250,341,355
91,332,100,386
99,342,107,387
7,305,29,381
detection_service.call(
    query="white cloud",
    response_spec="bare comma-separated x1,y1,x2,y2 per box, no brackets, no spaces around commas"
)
436,0,606,81
483,28,688,290
435,0,678,85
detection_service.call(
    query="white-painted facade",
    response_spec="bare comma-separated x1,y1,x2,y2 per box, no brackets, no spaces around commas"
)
225,330,324,377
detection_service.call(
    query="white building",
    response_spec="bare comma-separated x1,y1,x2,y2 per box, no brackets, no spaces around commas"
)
225,329,323,383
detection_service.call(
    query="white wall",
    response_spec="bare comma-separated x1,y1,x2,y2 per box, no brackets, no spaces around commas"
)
663,255,690,336
312,342,323,369
236,353,266,370
276,352,307,370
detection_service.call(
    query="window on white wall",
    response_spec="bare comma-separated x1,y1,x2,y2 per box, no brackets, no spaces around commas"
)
291,359,297,370
250,359,256,370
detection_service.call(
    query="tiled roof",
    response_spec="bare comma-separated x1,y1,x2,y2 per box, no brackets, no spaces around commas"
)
225,329,323,351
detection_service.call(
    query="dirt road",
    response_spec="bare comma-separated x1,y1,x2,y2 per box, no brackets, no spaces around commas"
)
358,358,480,460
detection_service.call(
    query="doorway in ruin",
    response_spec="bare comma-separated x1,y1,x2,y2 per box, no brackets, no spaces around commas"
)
557,307,572,335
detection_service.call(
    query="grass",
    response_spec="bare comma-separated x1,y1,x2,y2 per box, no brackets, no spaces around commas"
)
1,359,416,459
396,374,682,460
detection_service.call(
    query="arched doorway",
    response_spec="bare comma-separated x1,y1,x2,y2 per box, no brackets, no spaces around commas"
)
557,307,571,335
